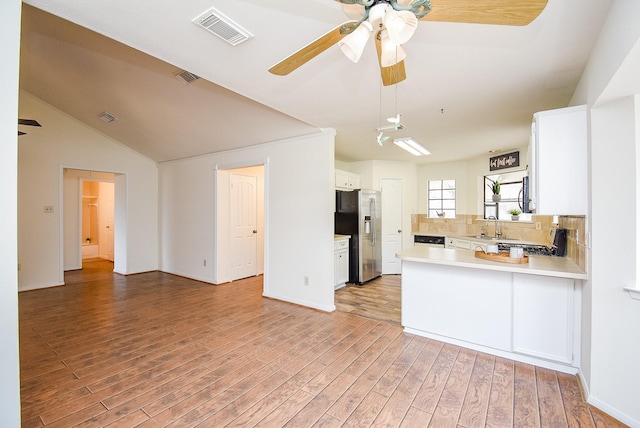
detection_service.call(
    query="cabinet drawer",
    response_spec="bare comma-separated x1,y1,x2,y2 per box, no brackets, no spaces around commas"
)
334,239,349,250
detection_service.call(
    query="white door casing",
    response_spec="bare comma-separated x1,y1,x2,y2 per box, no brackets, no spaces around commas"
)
230,173,258,281
381,178,403,275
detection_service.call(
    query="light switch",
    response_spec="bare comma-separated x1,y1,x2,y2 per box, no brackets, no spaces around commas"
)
44,205,54,213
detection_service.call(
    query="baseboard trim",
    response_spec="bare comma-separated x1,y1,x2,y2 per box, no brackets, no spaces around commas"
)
578,368,639,428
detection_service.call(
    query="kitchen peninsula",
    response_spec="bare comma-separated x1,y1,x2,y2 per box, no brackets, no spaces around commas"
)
396,245,586,373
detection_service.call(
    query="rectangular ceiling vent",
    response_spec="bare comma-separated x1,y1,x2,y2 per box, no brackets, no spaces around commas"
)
192,7,253,46
98,112,117,123
174,69,200,84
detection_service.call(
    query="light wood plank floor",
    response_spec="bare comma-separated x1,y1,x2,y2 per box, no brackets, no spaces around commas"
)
335,275,401,325
19,260,625,427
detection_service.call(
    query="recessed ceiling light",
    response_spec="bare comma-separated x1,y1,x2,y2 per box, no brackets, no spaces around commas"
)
394,137,430,156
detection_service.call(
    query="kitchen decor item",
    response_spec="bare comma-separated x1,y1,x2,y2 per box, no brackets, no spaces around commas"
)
475,250,529,264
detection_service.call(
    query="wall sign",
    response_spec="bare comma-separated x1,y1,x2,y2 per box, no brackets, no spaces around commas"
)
490,151,520,171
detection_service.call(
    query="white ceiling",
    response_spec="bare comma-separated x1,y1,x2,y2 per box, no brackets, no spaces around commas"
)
19,0,612,164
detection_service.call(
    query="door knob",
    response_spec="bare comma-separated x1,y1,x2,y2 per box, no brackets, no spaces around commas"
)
397,229,402,233
253,230,257,234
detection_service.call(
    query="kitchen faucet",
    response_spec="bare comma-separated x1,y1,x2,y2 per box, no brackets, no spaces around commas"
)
486,216,502,238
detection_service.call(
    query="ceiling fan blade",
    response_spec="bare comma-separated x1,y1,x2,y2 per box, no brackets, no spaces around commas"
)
422,0,548,26
268,21,357,76
18,118,42,127
341,3,365,20
18,131,26,136
374,32,407,86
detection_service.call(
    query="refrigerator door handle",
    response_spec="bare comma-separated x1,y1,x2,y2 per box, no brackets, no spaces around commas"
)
370,198,376,246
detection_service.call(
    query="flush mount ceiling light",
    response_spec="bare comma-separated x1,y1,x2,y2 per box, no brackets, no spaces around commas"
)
394,137,431,156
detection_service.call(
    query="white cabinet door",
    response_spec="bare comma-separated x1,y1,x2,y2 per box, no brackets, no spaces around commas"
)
335,171,350,189
513,274,574,364
334,239,349,289
335,169,360,190
531,105,587,215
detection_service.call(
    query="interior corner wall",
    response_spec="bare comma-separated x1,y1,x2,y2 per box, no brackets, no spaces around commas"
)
17,91,159,291
1,0,22,425
589,96,640,426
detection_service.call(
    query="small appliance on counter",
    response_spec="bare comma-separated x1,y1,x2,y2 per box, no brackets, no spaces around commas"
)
552,227,568,257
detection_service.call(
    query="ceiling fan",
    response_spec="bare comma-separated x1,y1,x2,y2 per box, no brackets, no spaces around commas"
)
18,118,42,136
268,0,548,86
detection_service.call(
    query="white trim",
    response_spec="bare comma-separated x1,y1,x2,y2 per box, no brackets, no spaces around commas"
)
262,291,336,313
403,327,579,375
623,287,640,300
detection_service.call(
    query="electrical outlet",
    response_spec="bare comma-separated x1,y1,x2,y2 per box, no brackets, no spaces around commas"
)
44,205,54,213
535,221,541,230
304,276,309,286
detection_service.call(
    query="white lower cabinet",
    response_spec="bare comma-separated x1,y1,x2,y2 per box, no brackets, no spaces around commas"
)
512,274,575,364
334,238,349,289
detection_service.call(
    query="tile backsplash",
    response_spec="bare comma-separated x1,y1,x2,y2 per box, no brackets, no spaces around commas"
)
411,214,586,271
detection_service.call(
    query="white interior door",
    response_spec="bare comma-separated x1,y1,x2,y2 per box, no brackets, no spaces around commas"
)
381,178,403,274
230,173,258,281
98,181,115,262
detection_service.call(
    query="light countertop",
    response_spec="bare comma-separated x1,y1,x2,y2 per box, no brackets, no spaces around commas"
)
334,234,350,240
397,246,587,280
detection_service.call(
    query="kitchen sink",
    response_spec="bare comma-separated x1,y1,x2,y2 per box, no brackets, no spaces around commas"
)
465,235,500,240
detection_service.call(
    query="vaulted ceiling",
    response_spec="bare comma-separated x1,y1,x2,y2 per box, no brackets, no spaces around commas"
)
19,0,612,164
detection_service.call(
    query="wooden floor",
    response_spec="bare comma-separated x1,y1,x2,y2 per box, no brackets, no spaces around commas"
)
18,260,625,427
334,275,402,325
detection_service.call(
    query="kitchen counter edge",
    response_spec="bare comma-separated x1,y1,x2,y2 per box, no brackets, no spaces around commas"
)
396,246,587,280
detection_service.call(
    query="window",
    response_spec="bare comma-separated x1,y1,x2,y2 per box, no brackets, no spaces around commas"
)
484,170,529,220
428,179,456,218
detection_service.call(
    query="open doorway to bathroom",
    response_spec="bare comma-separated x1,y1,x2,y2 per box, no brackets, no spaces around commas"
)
81,180,114,262
63,169,118,272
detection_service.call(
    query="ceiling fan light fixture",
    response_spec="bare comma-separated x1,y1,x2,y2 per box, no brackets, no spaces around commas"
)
339,21,373,63
379,31,406,67
394,137,431,156
368,3,391,28
384,10,418,45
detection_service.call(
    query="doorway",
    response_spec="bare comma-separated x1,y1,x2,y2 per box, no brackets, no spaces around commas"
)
381,177,404,275
81,180,114,262
63,168,120,272
215,164,265,284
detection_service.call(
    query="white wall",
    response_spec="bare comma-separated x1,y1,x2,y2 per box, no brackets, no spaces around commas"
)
1,0,22,425
572,2,640,425
589,96,640,426
18,91,159,290
159,130,336,312
417,146,529,215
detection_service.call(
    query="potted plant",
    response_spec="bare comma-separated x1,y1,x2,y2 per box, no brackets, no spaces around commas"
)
509,208,522,221
488,180,501,202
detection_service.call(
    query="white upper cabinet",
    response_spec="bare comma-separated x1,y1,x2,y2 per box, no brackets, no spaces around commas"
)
530,105,587,215
335,169,360,190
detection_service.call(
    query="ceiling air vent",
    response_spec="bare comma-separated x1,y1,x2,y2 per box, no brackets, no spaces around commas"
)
192,7,253,46
174,69,200,84
98,112,117,123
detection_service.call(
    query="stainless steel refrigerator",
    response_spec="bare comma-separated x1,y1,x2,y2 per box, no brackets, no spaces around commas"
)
335,189,382,284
